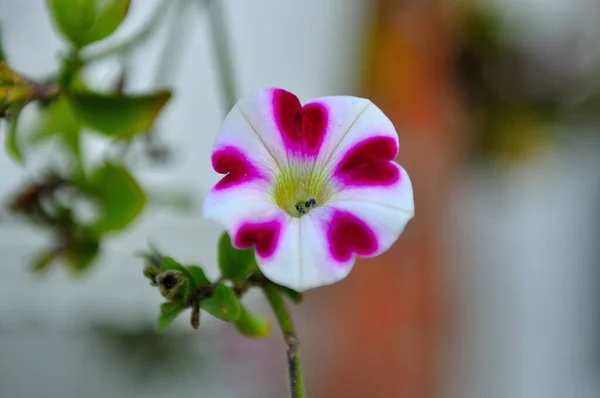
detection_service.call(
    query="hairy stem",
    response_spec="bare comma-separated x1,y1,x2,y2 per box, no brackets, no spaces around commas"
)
262,282,306,398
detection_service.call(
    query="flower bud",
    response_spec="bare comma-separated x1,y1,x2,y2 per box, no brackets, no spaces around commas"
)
156,270,190,303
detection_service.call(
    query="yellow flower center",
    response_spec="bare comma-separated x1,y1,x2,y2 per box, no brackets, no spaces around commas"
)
272,164,333,217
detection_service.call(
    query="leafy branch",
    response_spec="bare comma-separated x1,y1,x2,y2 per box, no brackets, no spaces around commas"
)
1,0,173,273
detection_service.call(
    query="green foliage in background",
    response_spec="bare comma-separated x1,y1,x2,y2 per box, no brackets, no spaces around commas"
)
1,0,172,274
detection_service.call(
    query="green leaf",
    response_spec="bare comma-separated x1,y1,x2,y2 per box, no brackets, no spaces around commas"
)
47,0,130,48
234,306,271,338
200,283,241,322
186,265,211,287
89,163,146,233
65,235,100,272
47,0,96,48
5,113,23,163
161,256,185,271
84,0,131,45
68,90,171,139
29,96,81,158
218,232,257,281
0,62,33,107
157,302,185,332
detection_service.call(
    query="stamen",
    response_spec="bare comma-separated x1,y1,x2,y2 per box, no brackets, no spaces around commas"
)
272,164,332,218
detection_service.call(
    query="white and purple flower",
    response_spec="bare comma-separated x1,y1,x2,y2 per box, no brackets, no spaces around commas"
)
203,88,414,291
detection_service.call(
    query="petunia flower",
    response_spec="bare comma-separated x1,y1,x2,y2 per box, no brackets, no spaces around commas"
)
203,88,414,291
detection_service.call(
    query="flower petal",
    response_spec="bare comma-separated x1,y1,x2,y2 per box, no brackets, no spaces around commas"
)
302,96,400,186
211,93,281,183
326,165,414,255
257,168,413,291
232,88,299,166
257,210,355,291
203,180,278,233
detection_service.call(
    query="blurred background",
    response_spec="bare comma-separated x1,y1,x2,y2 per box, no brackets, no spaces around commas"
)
1,0,600,397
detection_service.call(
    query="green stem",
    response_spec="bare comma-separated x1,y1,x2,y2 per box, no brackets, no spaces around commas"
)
262,282,306,398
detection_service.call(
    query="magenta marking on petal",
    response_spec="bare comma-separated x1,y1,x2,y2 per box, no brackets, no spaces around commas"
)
234,219,282,259
272,88,328,156
334,136,400,187
327,210,378,263
212,146,266,190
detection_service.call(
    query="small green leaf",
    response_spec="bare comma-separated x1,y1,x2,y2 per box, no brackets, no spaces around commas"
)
157,302,185,332
161,256,184,272
47,0,130,48
84,0,130,45
234,306,271,338
5,113,23,163
47,0,96,48
68,90,171,139
201,283,241,322
29,96,81,158
0,62,33,107
65,235,100,272
218,232,257,281
186,265,211,287
89,163,146,233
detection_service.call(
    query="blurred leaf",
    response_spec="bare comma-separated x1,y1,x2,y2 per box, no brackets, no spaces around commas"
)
234,306,271,338
218,232,257,281
47,0,130,48
89,163,146,233
201,283,241,322
66,234,100,272
278,285,303,303
68,90,171,139
5,112,23,163
0,62,33,107
157,302,185,332
186,265,211,287
85,0,131,45
29,96,81,158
